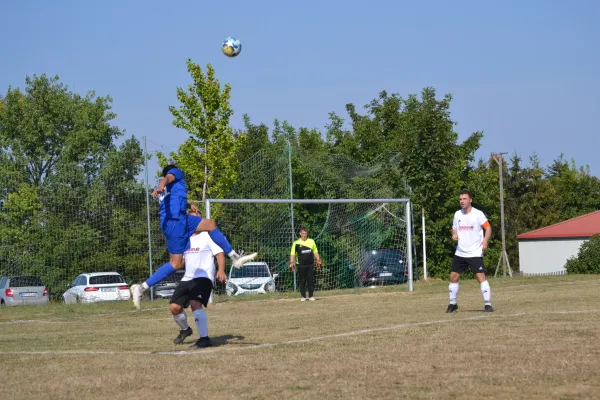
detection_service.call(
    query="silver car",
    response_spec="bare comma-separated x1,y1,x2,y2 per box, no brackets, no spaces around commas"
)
0,276,50,306
152,270,185,299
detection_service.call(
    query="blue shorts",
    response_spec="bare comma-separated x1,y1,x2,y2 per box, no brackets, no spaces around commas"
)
161,215,203,254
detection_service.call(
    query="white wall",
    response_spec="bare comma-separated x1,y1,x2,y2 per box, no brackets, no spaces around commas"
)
518,238,587,275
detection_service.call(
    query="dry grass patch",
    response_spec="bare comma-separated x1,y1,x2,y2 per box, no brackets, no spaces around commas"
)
1,275,600,399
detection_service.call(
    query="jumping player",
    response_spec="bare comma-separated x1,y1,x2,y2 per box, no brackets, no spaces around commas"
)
131,162,256,309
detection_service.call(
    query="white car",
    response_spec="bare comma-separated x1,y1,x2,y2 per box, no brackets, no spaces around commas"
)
226,262,278,296
62,272,131,304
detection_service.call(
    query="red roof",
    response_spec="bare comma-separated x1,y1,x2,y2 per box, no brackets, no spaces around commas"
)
517,210,600,239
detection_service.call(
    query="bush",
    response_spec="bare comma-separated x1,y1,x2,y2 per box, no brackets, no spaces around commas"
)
565,234,600,274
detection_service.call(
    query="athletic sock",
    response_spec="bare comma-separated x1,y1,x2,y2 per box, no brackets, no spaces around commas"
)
480,280,491,305
449,282,459,305
207,228,233,255
173,311,189,330
145,262,176,287
193,309,209,337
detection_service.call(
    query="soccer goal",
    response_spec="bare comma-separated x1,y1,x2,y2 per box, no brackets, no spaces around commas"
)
204,198,414,294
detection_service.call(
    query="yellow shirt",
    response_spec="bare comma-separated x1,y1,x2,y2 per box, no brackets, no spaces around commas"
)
290,238,318,265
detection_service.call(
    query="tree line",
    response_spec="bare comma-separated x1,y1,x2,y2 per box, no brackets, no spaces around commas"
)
1,61,599,295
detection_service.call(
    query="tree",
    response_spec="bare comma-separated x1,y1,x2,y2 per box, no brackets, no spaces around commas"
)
565,234,600,274
546,154,600,220
326,88,484,278
0,74,148,295
165,60,244,205
0,74,121,186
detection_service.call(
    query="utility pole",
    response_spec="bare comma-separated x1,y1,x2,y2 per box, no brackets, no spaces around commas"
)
491,152,513,277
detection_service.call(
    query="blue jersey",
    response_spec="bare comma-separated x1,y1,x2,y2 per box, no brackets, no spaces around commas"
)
158,167,187,222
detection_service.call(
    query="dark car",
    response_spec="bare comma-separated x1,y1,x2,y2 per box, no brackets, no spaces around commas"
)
152,270,185,299
357,248,407,287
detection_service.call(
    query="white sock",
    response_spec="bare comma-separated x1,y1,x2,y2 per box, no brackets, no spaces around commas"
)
480,280,491,305
141,282,149,290
173,311,189,330
449,282,459,305
228,250,238,259
193,309,209,337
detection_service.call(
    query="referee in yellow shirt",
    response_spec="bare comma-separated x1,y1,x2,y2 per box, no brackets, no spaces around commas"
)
289,227,322,301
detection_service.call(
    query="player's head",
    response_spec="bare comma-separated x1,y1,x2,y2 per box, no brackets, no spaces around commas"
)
162,163,177,177
298,227,308,240
458,190,473,210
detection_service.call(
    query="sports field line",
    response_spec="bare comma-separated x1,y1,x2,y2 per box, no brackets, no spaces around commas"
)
1,308,598,356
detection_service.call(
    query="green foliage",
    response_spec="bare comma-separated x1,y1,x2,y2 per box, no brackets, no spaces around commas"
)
565,235,600,274
164,60,244,212
0,74,148,296
2,66,600,293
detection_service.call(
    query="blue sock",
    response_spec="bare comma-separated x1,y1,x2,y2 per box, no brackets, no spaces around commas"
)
208,228,233,254
146,262,176,287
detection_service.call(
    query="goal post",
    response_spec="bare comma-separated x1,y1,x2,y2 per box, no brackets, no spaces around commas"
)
204,198,414,294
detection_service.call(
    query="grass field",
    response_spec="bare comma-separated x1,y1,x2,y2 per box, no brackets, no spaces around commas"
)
1,275,600,400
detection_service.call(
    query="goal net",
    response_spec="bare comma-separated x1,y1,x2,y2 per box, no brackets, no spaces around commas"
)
204,198,414,295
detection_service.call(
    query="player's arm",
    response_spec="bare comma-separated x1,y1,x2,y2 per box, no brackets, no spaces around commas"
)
215,252,226,283
152,174,175,198
289,242,296,270
451,213,459,241
481,221,492,250
312,240,322,268
152,169,182,198
187,202,199,214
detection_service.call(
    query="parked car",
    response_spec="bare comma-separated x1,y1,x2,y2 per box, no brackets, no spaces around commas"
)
226,261,278,296
62,272,130,304
152,270,185,299
0,276,50,306
357,248,408,287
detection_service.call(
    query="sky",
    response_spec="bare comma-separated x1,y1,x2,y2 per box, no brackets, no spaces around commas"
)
1,0,599,182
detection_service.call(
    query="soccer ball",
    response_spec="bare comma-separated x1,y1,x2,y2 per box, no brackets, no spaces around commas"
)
222,37,242,58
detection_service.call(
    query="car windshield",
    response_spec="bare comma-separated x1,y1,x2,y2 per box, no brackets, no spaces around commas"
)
9,276,44,287
89,275,125,285
366,250,403,266
230,265,271,279
162,272,184,283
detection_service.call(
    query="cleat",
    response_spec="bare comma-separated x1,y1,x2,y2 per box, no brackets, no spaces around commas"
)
232,252,258,269
191,336,212,349
484,305,494,312
300,297,307,302
309,297,316,301
446,304,458,313
174,327,193,345
131,284,144,310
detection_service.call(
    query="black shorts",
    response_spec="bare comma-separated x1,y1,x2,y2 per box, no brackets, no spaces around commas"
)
451,256,486,274
170,278,213,308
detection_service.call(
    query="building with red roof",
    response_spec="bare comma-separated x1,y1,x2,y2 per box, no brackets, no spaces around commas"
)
517,210,600,275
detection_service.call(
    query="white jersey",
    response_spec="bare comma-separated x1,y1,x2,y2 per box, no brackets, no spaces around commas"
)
182,232,224,283
452,207,489,258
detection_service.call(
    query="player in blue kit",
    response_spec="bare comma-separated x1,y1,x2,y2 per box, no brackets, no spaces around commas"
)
130,162,256,309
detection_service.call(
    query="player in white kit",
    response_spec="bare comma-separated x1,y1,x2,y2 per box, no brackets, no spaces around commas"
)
169,208,227,348
447,190,494,313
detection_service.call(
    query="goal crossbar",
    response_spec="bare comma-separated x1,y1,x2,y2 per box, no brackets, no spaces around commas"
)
204,198,414,292
206,198,410,204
